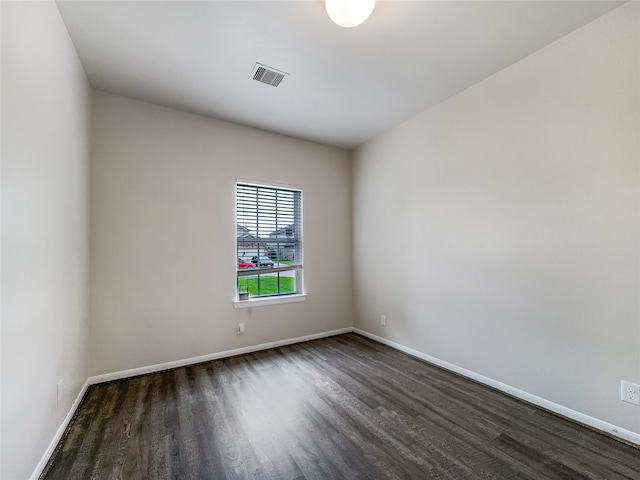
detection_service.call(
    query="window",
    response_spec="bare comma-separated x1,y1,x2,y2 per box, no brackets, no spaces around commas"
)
236,182,303,302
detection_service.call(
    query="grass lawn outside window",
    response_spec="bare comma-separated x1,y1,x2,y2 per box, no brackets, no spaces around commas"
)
238,275,295,297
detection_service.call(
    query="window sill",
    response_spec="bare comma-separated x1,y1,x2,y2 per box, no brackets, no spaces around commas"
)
233,294,307,309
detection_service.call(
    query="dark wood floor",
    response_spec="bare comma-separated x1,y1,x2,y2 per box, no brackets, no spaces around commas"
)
42,333,639,479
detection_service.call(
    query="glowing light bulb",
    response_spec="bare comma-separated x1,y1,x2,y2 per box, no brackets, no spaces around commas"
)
326,0,375,28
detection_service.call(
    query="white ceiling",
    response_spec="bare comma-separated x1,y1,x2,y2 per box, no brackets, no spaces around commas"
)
56,0,624,150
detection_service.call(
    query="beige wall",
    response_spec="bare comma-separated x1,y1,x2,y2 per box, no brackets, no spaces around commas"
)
89,92,352,375
352,3,640,435
1,1,92,478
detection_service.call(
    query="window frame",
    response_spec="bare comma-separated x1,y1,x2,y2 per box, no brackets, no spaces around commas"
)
233,179,306,308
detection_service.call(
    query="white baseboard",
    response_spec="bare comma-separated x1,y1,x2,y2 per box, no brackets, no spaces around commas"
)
88,327,354,385
31,378,91,480
33,325,638,479
354,328,640,447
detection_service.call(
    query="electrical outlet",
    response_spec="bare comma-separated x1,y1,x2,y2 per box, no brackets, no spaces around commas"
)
57,379,63,404
621,381,640,406
380,315,387,327
238,322,245,335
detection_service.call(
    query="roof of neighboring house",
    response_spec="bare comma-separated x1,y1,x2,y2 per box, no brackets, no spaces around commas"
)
269,225,295,237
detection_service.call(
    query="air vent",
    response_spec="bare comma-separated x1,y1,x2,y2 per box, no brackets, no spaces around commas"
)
250,63,289,87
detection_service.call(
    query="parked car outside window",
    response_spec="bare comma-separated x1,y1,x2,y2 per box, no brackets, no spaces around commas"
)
237,258,255,270
251,256,274,268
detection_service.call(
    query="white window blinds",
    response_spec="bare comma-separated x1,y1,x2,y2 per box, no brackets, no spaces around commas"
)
236,183,302,299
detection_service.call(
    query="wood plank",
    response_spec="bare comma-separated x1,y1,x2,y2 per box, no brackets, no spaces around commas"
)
41,333,640,480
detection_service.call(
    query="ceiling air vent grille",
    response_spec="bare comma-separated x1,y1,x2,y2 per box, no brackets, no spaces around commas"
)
250,63,289,88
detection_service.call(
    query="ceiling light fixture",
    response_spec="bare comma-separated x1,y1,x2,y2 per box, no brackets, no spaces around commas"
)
325,0,375,28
